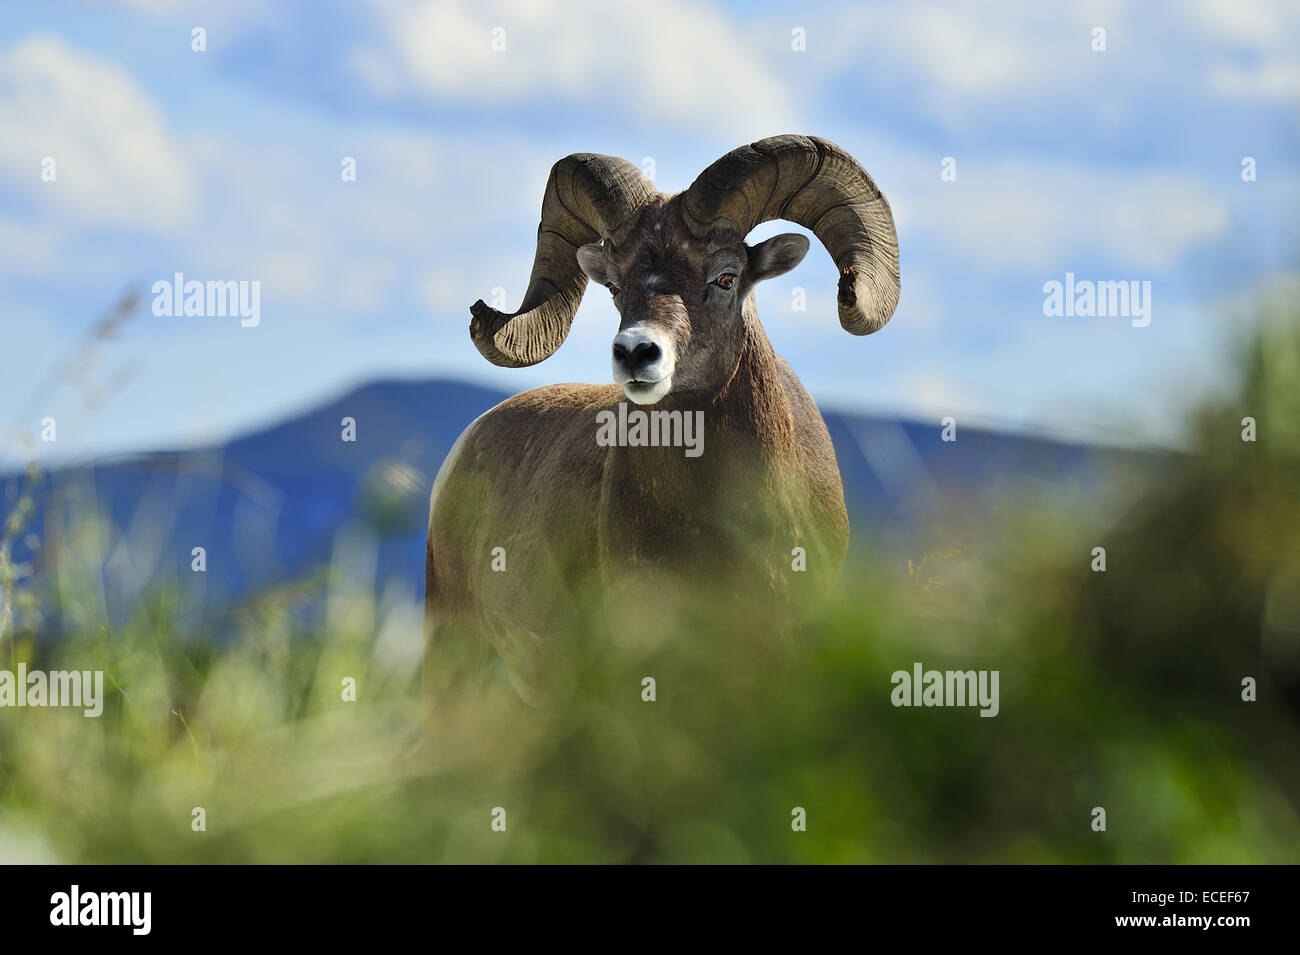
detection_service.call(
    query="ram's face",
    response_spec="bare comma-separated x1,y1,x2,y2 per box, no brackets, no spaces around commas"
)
576,209,809,405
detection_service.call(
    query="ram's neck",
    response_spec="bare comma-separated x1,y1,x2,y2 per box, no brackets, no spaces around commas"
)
613,299,797,472
597,302,805,598
708,301,794,451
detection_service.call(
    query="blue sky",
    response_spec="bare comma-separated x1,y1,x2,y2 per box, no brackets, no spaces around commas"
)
1,0,1297,465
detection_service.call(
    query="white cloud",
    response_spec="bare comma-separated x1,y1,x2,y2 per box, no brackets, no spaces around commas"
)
1210,62,1300,100
0,36,192,231
893,154,1231,272
787,0,1300,132
175,125,559,318
341,258,399,315
112,0,181,9
108,0,279,31
419,270,463,314
257,253,322,303
0,216,60,276
1187,0,1292,50
350,0,797,136
873,4,1049,95
903,368,976,420
800,0,1123,133
1188,0,1300,101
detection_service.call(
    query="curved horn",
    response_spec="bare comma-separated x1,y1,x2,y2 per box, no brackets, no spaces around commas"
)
679,134,899,335
469,153,657,367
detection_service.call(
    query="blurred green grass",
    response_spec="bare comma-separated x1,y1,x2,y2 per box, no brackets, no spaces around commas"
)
1,311,1298,864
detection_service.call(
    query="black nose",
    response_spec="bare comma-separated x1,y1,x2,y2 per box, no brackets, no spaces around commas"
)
612,340,661,374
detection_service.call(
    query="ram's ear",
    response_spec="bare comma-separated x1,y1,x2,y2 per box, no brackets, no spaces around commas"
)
747,233,810,282
576,243,619,288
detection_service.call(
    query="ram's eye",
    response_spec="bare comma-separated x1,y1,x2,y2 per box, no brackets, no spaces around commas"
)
714,272,737,290
606,284,620,297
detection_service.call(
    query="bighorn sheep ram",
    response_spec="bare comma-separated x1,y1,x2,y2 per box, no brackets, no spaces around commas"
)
425,135,899,693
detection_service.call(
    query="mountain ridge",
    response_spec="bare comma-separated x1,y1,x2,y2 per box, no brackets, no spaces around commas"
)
2,377,1164,630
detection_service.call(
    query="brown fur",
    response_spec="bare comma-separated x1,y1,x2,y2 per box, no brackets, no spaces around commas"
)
425,196,850,698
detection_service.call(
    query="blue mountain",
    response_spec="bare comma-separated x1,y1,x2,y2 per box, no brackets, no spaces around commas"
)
2,378,1158,631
